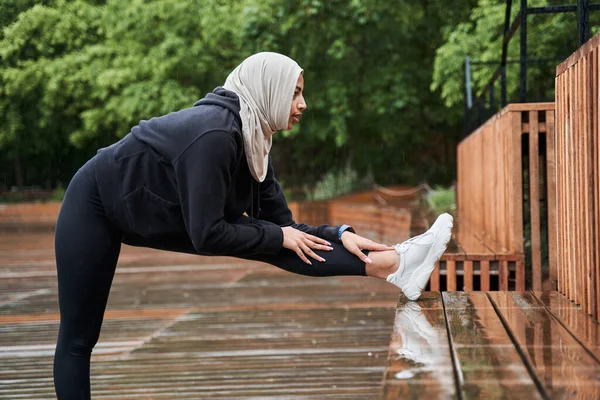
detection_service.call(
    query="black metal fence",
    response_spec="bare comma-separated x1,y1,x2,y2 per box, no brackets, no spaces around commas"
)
463,0,600,136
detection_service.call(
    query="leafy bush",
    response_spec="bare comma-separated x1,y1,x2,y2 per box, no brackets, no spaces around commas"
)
49,185,66,202
0,191,25,203
426,185,456,216
306,167,360,201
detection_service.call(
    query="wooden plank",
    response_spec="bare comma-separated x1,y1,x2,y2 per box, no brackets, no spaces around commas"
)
515,259,526,291
567,65,575,301
463,260,473,291
568,65,575,302
460,233,495,261
564,64,569,298
443,292,542,399
529,111,542,291
480,261,490,291
506,103,555,112
576,58,582,304
488,291,600,398
532,291,600,362
498,260,509,291
556,73,564,295
522,122,547,133
444,238,467,261
576,57,585,309
447,260,457,291
556,33,600,76
546,110,558,290
381,292,456,399
595,47,600,321
512,112,525,255
430,261,440,291
583,52,594,317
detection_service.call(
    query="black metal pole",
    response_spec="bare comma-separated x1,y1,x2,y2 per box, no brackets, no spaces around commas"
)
465,56,473,109
501,0,512,106
520,0,527,102
578,0,590,45
501,65,507,106
490,82,496,112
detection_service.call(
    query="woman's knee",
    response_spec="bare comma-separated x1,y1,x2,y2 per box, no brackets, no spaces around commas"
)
67,339,95,357
56,332,97,358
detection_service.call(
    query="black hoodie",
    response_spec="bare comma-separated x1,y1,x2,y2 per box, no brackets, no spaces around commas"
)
93,87,344,257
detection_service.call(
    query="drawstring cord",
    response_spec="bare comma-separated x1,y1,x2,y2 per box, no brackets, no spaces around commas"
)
249,180,261,220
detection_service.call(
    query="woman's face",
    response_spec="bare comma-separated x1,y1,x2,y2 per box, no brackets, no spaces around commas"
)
287,73,306,130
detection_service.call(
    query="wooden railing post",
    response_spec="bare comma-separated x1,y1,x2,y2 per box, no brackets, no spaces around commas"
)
555,33,599,322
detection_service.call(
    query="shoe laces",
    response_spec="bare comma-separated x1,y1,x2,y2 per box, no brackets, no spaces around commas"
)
396,232,430,253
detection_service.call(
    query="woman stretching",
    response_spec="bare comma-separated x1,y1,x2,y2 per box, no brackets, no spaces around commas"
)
53,52,453,398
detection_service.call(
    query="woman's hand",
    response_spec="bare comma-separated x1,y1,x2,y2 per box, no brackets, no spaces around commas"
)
341,231,395,264
282,227,333,265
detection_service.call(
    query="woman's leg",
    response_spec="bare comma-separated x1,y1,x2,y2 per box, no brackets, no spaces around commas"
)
241,241,369,277
243,243,400,278
53,168,122,399
241,213,453,300
238,218,400,278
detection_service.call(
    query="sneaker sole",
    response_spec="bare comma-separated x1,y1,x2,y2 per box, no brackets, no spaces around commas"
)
402,213,454,300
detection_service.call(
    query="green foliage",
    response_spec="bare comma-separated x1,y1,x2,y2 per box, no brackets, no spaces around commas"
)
0,191,25,203
247,0,476,186
306,166,360,201
1,0,476,191
432,0,600,109
426,186,456,216
2,0,593,192
49,184,66,202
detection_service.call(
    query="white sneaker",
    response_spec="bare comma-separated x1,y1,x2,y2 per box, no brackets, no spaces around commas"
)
386,213,453,300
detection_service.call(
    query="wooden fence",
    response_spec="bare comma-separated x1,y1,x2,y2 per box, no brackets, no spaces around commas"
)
291,190,524,291
289,197,412,245
0,202,61,229
555,33,600,321
329,202,411,245
457,102,556,291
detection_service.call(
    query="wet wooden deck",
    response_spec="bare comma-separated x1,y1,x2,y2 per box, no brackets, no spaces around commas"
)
2,231,600,399
0,231,399,399
382,291,600,399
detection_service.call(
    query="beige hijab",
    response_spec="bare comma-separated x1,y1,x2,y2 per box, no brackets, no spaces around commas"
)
223,52,303,182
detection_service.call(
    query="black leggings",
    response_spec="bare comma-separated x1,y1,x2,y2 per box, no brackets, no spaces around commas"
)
53,164,367,399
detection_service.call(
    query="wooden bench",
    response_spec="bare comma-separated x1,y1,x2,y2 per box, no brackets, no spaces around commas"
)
381,291,600,399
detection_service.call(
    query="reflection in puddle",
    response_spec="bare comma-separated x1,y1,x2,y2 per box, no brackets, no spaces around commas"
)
391,302,452,384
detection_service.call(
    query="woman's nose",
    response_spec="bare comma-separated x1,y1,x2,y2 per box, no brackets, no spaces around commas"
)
298,96,307,111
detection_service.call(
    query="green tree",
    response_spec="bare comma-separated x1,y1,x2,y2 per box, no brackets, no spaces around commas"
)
432,0,600,111
1,0,246,188
1,0,480,192
242,0,476,187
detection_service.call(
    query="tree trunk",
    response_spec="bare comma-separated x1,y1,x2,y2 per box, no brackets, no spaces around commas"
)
14,152,24,190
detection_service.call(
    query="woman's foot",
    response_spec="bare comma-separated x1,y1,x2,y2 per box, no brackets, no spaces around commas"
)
387,213,453,300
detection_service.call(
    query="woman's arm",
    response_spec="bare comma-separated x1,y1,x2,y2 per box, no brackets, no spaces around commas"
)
257,157,351,245
174,131,284,256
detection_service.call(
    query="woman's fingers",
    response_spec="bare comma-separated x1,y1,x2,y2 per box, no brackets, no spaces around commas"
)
347,243,371,264
308,243,333,251
305,234,331,246
300,242,326,262
363,242,395,251
305,239,333,251
294,246,312,265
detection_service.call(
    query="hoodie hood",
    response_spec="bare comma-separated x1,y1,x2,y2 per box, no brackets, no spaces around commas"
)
193,87,242,127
